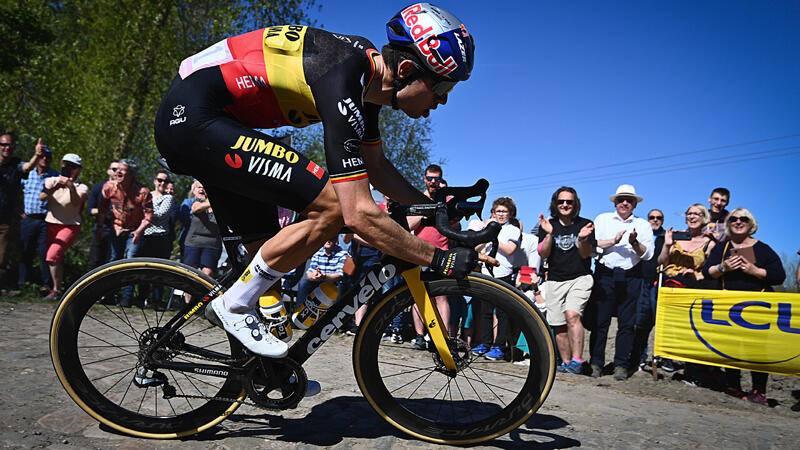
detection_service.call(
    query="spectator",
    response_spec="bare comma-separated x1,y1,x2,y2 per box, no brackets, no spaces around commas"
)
177,180,199,259
138,170,177,309
0,134,47,290
703,207,785,404
86,160,119,270
277,206,294,229
39,153,89,299
653,203,716,385
590,184,654,380
473,197,520,361
706,187,730,242
98,158,153,262
98,159,152,306
164,181,177,248
408,164,452,348
183,182,222,279
659,204,716,287
18,146,58,293
140,169,176,261
632,208,667,370
295,237,349,307
537,187,596,374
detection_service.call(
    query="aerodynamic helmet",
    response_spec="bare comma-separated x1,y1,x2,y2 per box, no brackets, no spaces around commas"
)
386,3,475,83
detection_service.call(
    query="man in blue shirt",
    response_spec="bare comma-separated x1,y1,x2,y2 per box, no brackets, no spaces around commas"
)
18,147,59,291
295,237,350,309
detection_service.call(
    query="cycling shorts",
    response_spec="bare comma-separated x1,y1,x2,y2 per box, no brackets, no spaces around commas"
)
154,67,329,243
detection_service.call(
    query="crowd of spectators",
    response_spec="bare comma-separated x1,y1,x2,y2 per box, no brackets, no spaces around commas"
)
281,177,789,409
0,132,793,407
0,133,227,308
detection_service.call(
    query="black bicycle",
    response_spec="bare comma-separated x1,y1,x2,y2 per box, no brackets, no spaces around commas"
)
49,179,555,445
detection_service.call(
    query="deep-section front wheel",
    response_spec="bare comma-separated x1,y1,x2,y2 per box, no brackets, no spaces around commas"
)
353,273,555,445
49,258,244,438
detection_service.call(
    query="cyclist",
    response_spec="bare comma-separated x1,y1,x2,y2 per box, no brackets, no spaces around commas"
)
154,3,477,358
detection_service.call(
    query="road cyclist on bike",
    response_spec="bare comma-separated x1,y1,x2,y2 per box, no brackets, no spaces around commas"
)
154,3,478,358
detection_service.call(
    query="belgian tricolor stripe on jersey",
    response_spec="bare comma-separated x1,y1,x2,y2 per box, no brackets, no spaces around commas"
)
262,25,320,128
330,172,369,184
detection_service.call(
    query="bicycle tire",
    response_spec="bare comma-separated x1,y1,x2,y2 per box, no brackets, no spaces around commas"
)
50,258,245,438
353,273,555,444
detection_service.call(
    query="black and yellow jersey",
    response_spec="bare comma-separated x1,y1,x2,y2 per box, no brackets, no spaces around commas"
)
177,25,382,183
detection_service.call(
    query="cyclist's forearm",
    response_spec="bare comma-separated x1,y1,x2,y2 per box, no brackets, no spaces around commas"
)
364,149,430,205
347,206,434,267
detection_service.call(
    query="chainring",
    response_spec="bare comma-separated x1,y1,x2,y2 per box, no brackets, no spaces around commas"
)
243,356,307,410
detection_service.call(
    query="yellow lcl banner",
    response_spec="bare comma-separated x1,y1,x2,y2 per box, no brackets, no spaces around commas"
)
654,287,800,377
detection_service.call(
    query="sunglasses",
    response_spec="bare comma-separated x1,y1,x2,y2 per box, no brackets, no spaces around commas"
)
0,143,12,148
425,176,442,182
109,167,119,172
730,216,750,224
615,197,636,204
557,199,574,205
648,215,663,220
432,79,457,97
155,178,169,183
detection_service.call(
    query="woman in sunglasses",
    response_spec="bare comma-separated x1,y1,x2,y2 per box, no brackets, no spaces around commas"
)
137,169,178,309
703,207,786,404
657,203,716,288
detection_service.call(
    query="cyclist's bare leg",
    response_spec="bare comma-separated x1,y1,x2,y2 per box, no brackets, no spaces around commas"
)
221,182,343,312
254,183,344,272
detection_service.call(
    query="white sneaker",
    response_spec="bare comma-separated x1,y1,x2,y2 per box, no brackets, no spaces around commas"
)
207,298,288,358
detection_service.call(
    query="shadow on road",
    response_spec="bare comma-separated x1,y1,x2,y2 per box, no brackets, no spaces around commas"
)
166,396,581,448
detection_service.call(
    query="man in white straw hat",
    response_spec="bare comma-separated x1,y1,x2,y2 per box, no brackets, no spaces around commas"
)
589,184,654,381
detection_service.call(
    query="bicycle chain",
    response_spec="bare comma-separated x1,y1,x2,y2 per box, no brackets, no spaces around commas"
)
146,346,264,407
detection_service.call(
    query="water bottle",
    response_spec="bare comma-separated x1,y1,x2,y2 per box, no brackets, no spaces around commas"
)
291,282,339,329
258,290,292,342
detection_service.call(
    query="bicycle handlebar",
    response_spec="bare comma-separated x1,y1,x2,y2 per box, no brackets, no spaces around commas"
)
389,178,500,252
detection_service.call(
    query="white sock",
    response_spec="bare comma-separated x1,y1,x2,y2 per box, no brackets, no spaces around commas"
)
221,250,285,313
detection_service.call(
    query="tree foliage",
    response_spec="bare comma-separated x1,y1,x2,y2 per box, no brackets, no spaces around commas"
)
0,0,318,193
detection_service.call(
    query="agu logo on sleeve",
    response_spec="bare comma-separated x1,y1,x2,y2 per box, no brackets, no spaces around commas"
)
689,297,800,365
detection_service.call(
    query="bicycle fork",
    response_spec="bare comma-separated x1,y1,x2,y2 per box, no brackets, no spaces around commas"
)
401,267,458,373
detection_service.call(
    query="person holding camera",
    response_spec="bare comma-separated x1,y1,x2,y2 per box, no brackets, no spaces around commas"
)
657,203,716,289
39,153,89,300
647,203,716,385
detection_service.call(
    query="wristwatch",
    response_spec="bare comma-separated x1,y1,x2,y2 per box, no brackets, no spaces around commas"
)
717,263,726,273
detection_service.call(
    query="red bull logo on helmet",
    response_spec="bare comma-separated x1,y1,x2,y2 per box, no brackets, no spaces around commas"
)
401,3,457,77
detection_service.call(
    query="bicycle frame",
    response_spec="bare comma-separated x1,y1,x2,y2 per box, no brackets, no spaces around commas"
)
144,178,501,377
142,236,457,377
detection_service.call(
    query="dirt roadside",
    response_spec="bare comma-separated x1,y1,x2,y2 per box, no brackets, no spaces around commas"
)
1,300,797,449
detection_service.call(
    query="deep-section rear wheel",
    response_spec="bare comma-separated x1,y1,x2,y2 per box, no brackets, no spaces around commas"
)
353,273,555,444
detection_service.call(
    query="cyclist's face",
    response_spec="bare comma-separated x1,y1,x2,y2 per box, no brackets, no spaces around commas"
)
396,65,448,119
